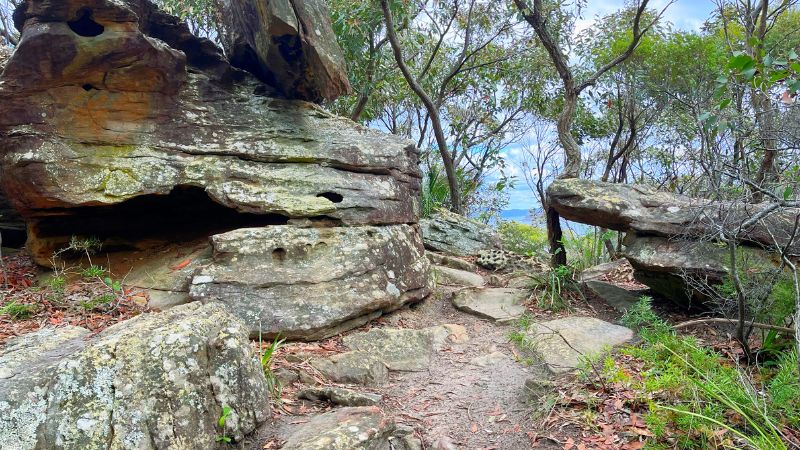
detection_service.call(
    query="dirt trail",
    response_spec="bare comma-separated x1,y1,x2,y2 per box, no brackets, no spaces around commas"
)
260,283,559,450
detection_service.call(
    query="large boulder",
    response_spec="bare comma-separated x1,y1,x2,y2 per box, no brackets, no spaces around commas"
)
0,0,431,337
0,46,25,247
547,179,797,305
549,178,800,256
219,0,351,102
191,225,431,340
420,208,500,256
0,302,270,449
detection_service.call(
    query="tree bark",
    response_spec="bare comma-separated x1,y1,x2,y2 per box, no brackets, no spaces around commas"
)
380,0,462,213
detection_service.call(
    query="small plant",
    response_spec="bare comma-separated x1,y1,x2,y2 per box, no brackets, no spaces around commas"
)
78,294,115,311
215,405,233,444
259,334,286,400
0,301,37,319
528,265,575,311
81,265,106,279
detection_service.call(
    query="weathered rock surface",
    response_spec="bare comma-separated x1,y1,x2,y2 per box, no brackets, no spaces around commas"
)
549,179,800,255
191,225,431,340
0,48,25,247
452,288,529,323
421,208,501,256
343,327,437,371
282,406,395,450
219,0,351,102
524,316,634,374
1,0,431,338
427,251,478,272
298,386,382,406
584,280,642,313
0,302,270,449
548,179,797,304
311,351,389,386
434,265,485,287
312,327,446,385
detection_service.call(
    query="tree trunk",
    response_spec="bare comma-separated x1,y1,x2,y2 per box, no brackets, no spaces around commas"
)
546,202,566,267
380,0,462,214
558,89,582,179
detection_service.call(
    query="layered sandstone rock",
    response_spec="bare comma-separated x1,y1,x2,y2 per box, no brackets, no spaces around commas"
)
0,0,431,339
548,179,793,304
219,0,351,102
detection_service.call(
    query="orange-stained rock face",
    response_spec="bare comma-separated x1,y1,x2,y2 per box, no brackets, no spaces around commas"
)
0,0,431,341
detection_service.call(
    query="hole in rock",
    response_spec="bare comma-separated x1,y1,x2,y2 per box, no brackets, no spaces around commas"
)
272,248,287,261
34,186,290,258
316,192,344,203
82,84,96,91
68,9,105,37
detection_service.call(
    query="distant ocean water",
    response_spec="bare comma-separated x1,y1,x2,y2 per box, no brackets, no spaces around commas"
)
499,209,592,235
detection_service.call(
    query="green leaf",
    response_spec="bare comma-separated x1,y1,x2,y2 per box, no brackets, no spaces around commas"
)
719,98,732,109
728,54,754,71
784,186,794,201
741,67,757,80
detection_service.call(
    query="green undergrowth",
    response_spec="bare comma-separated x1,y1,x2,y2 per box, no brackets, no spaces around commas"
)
604,297,800,449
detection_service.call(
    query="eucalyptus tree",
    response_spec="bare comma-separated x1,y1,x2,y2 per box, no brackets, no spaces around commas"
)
379,0,550,214
513,0,670,266
0,0,19,47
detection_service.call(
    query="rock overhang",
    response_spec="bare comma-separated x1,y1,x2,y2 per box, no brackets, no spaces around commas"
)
0,0,432,340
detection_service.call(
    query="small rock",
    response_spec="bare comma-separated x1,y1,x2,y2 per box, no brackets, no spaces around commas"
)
523,377,555,400
298,386,382,406
274,367,300,386
433,265,485,288
487,274,506,287
298,370,318,385
433,436,459,450
311,351,388,385
426,252,479,272
282,406,395,449
420,208,501,256
452,288,528,323
443,324,470,344
469,351,508,367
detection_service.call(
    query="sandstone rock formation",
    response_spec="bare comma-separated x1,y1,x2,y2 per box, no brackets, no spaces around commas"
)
548,179,791,304
0,0,431,339
219,0,351,102
0,303,269,449
0,47,24,247
420,208,501,256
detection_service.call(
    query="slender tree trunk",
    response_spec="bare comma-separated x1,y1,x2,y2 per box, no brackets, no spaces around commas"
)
558,89,582,179
380,0,462,213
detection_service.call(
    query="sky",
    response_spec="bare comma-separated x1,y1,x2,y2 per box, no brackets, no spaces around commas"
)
499,0,717,215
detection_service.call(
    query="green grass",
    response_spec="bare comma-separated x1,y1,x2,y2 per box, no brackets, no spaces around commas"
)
607,297,800,449
259,334,286,401
0,301,37,319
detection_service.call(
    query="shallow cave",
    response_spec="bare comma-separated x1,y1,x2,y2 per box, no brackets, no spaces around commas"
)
32,186,289,257
68,8,105,37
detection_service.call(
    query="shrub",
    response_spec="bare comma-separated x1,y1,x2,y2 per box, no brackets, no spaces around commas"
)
498,220,548,256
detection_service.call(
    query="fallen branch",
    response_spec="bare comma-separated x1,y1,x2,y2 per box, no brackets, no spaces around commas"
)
674,318,794,335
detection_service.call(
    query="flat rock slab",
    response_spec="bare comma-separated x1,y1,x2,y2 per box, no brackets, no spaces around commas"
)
452,288,528,323
282,406,395,450
298,386,382,406
584,280,643,313
525,316,634,374
434,265,485,287
343,327,437,371
310,351,388,386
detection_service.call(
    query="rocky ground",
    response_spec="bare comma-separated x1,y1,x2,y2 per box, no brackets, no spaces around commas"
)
246,256,644,450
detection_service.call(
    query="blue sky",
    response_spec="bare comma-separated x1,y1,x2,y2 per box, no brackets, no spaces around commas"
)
500,0,717,213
